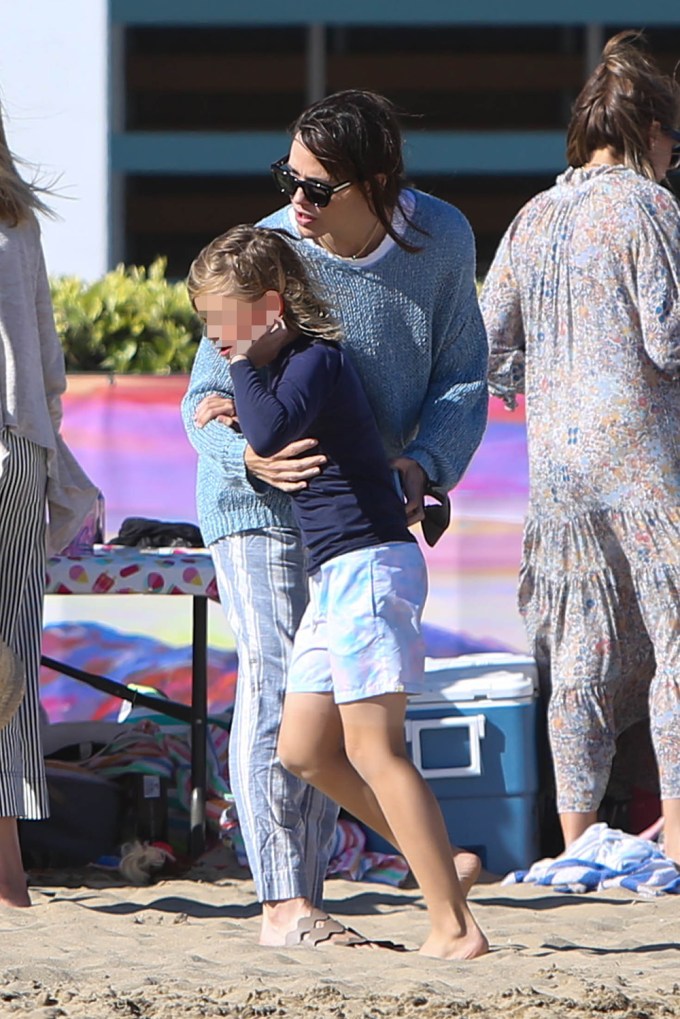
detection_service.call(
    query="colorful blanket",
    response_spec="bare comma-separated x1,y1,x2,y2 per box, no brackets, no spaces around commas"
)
40,620,512,724
79,717,408,885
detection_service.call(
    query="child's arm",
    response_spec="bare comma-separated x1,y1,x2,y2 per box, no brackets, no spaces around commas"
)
230,343,340,458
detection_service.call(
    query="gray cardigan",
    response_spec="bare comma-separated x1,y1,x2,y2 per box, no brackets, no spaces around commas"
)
0,216,96,552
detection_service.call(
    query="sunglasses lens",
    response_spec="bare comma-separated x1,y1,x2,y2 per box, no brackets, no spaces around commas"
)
302,182,331,208
272,168,296,197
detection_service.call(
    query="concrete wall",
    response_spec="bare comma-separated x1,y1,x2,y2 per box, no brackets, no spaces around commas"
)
0,0,108,279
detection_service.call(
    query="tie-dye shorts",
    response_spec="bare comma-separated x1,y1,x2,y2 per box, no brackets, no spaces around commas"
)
287,541,428,704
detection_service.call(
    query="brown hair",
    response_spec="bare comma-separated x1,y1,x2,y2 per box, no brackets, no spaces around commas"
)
290,89,424,253
566,30,680,179
187,225,343,342
0,100,54,225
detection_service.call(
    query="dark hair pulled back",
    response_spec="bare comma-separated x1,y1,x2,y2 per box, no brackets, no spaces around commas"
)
566,30,680,179
290,89,423,253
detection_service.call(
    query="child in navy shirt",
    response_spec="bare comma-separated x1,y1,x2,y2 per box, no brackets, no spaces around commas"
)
188,225,487,959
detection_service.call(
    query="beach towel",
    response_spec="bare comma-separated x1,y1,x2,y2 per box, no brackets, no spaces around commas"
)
503,822,680,896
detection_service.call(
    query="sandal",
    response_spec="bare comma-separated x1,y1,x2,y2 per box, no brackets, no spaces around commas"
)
283,910,407,951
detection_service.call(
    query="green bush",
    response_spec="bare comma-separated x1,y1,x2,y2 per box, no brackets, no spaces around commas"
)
50,260,486,374
50,258,202,373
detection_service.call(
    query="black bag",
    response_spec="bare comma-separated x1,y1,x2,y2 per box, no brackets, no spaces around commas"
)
19,766,123,867
111,517,204,549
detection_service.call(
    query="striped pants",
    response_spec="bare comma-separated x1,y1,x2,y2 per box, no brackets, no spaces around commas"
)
211,528,338,904
0,429,49,818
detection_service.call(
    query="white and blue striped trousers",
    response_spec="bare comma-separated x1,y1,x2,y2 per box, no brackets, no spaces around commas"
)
211,527,338,904
0,429,49,818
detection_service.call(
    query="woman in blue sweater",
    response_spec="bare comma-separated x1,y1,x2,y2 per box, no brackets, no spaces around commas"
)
181,90,488,949
189,224,487,959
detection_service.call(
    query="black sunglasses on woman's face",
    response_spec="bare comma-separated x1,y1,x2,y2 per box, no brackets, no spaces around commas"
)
661,126,680,171
270,157,353,208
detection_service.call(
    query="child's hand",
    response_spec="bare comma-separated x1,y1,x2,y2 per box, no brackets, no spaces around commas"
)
195,394,238,428
244,318,297,369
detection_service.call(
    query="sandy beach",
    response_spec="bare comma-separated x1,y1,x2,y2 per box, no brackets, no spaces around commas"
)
2,846,678,1019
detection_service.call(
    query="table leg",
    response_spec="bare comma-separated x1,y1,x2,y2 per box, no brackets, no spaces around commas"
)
190,596,208,858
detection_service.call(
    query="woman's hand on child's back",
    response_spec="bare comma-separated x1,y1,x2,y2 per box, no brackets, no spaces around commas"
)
245,439,327,493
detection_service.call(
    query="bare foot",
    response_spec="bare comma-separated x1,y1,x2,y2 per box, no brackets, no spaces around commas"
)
405,850,481,897
662,838,680,869
0,882,31,908
259,896,315,946
260,901,395,950
658,808,680,867
452,849,482,896
0,818,31,908
419,923,489,961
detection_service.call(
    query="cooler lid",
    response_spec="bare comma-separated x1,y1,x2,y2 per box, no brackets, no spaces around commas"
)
415,652,538,703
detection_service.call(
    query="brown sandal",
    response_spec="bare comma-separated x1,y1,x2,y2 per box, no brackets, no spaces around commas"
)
283,911,407,951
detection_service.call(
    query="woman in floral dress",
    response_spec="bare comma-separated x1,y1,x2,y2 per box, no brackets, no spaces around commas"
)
480,31,680,864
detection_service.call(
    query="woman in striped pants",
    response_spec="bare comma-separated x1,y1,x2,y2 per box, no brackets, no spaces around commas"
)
0,101,97,906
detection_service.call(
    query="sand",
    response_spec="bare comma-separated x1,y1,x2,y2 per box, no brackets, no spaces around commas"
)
1,846,678,1019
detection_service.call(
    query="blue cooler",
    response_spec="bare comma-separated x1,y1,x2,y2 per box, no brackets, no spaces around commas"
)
363,652,541,877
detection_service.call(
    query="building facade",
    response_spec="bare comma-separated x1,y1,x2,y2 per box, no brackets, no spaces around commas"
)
110,1,680,276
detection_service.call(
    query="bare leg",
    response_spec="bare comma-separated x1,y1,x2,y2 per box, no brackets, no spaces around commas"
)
340,694,487,959
560,810,598,849
280,693,487,958
661,798,680,866
0,817,30,908
278,692,480,895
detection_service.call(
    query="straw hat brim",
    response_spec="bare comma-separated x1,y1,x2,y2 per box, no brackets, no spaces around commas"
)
0,639,26,732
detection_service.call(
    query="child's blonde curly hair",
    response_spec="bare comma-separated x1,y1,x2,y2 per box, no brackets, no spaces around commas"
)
187,225,343,343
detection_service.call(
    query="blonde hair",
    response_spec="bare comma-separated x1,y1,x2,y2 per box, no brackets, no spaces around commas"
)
567,30,680,180
0,100,54,225
187,225,343,343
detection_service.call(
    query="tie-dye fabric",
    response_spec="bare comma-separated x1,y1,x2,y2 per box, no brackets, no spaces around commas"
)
480,164,680,813
287,541,428,704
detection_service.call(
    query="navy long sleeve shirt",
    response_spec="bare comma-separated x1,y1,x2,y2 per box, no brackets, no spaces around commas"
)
229,336,415,573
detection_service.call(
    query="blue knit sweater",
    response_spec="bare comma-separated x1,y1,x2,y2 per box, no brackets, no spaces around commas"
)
181,190,488,546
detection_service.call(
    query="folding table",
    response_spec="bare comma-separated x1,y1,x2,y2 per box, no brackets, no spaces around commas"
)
43,545,219,857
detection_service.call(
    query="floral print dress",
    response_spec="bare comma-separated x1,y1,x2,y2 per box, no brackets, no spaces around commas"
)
480,165,680,814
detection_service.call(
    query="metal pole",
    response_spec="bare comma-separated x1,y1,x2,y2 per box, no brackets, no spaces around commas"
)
107,20,125,268
306,23,326,105
189,596,208,858
585,23,604,77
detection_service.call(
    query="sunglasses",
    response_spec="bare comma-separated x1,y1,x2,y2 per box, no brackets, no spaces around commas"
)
661,126,680,171
421,484,452,548
270,157,353,208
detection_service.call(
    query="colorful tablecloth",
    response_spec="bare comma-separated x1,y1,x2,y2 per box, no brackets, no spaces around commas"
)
45,545,219,599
